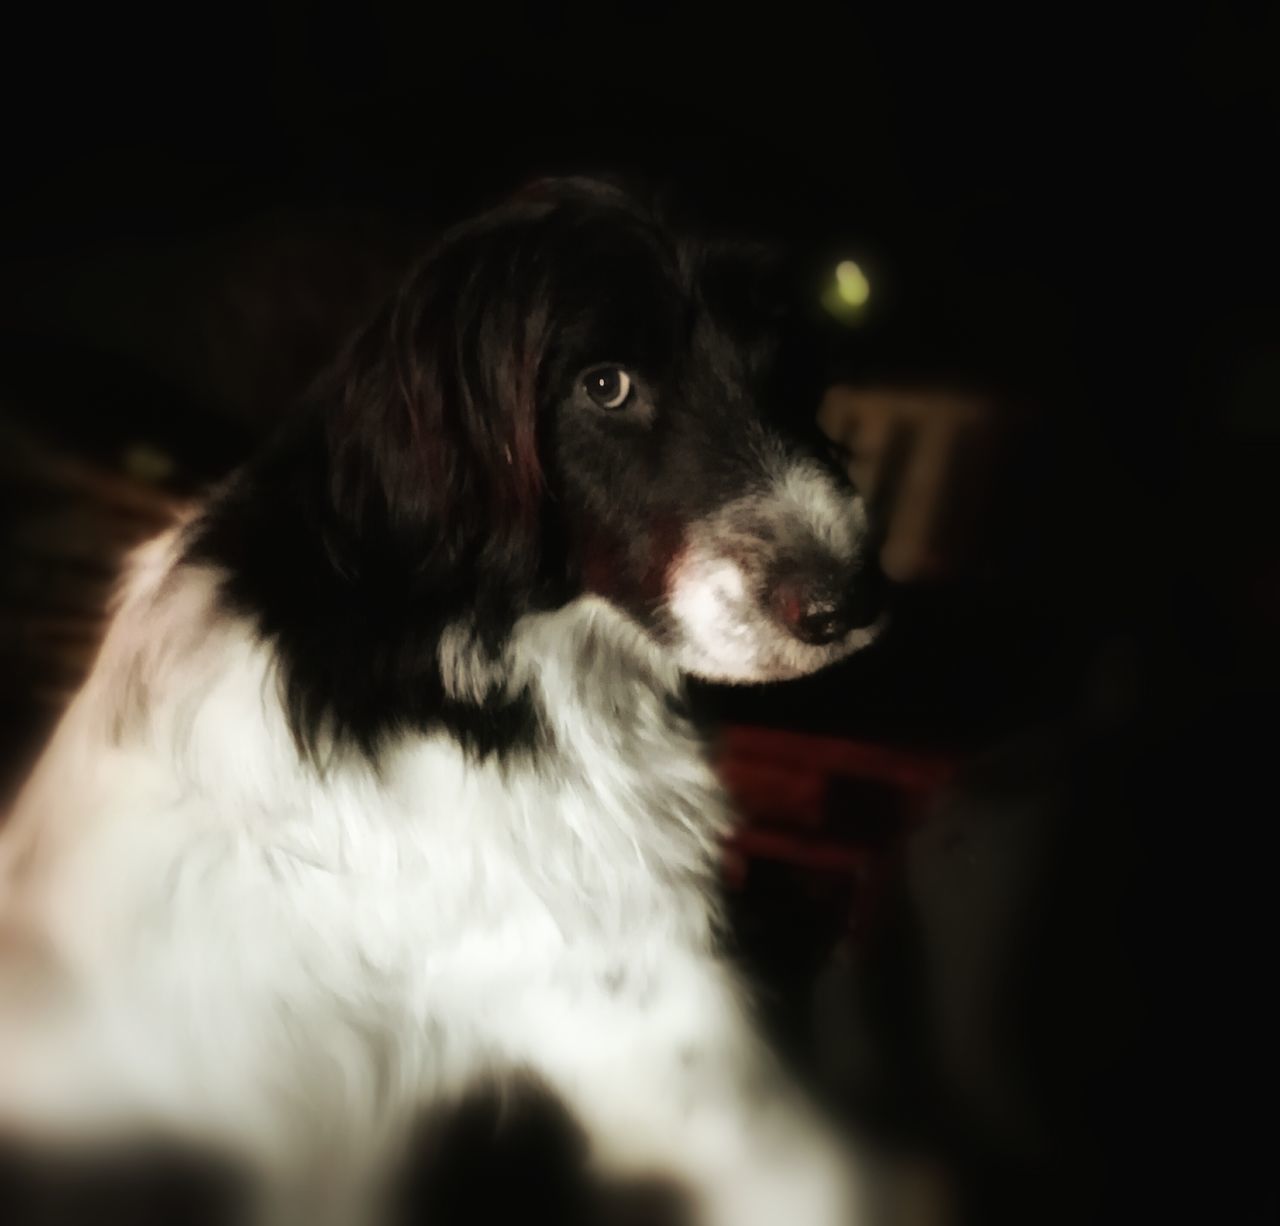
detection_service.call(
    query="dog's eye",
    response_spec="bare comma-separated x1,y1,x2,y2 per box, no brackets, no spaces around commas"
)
582,366,633,410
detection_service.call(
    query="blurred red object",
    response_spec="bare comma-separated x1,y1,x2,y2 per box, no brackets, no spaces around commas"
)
716,724,959,931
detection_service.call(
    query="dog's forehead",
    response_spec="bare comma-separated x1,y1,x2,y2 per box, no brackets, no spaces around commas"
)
515,217,684,373
538,228,773,376
538,210,685,305
448,192,781,391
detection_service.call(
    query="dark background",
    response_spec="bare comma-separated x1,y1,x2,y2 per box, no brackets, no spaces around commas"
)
1,5,1277,1225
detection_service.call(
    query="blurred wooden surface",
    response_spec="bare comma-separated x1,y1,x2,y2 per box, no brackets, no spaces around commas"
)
1,418,178,723
819,386,1005,583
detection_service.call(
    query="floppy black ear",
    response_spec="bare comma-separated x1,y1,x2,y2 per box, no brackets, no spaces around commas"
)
184,206,565,761
697,238,832,436
699,239,796,328
321,227,553,588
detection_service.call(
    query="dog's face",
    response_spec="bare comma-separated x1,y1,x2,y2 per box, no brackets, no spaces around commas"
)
528,186,881,682
324,177,882,686
192,179,884,758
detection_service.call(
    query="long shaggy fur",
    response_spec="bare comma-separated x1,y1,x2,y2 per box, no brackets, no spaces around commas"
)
0,180,879,1225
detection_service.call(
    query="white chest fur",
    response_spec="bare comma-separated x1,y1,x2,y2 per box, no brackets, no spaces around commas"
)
0,536,738,1179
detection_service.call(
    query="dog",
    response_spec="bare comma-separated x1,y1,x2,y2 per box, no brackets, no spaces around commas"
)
0,178,882,1224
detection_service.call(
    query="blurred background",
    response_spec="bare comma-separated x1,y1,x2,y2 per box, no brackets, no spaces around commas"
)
1,5,1277,1225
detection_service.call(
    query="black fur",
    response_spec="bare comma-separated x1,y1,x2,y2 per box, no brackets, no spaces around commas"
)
390,1075,692,1226
0,1136,248,1226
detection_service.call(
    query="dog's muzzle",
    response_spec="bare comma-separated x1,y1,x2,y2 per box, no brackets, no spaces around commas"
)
767,555,884,646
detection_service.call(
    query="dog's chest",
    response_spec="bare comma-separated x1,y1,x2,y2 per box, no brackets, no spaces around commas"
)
219,723,727,994
138,734,731,1151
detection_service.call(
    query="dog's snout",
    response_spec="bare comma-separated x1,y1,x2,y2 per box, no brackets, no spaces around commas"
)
770,562,883,646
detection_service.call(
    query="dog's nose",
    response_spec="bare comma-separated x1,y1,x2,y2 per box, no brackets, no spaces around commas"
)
770,565,883,646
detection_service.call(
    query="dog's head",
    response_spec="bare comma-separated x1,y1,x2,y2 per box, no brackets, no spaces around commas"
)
193,179,882,753
336,179,879,679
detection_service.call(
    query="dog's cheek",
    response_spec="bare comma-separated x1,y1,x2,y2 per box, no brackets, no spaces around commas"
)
579,517,687,620
579,529,626,601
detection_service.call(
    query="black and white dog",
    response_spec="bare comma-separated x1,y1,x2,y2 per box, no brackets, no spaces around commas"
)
0,180,881,1224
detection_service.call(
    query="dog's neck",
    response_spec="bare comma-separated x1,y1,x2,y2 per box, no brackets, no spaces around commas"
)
79,538,730,902
346,594,732,935
467,596,731,884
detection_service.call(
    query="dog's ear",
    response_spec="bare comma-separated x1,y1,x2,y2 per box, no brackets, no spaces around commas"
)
700,238,795,327
697,237,831,433
319,224,553,591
